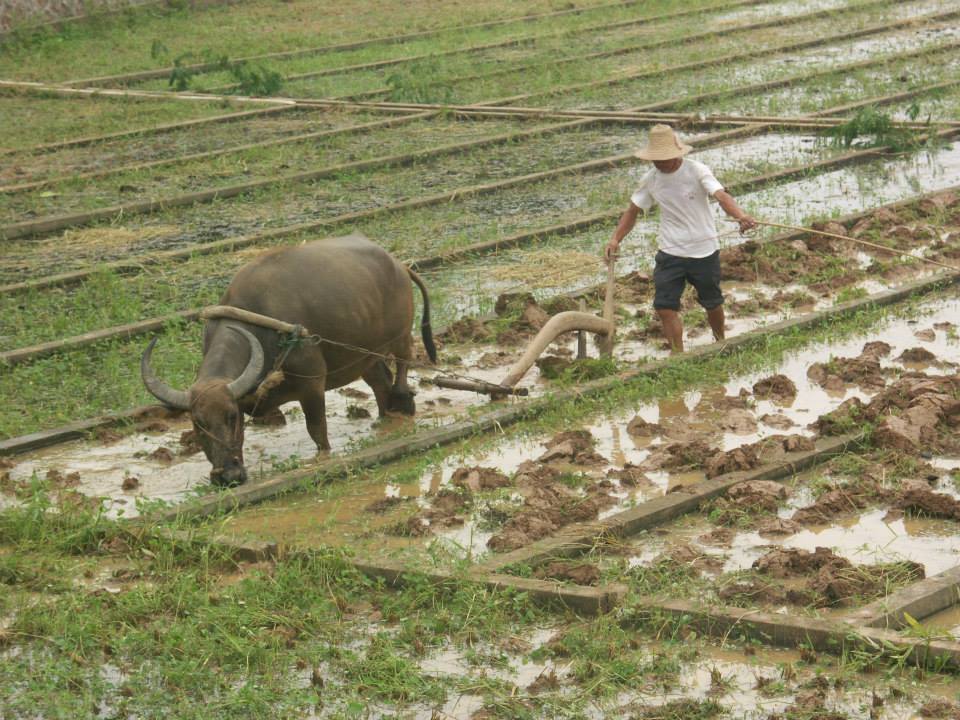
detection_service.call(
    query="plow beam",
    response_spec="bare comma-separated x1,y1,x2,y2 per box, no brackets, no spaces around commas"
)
500,311,614,389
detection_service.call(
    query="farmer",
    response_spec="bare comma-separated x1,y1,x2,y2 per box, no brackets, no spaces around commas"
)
605,124,756,353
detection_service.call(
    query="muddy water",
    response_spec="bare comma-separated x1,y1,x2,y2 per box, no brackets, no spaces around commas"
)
407,632,960,720
221,293,960,560
4,354,539,518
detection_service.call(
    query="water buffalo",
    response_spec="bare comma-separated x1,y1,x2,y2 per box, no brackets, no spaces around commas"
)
141,234,436,487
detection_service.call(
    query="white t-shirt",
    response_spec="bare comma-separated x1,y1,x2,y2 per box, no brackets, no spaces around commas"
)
630,158,725,258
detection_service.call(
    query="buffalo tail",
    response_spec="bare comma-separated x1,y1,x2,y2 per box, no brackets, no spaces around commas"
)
407,268,438,363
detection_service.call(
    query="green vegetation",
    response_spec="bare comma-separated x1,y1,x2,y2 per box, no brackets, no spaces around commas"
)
3,0,960,714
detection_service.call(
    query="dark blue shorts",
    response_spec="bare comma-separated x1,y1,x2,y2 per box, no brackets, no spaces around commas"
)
653,250,723,311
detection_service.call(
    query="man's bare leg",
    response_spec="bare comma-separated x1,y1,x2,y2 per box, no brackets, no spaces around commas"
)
707,306,726,342
656,308,684,353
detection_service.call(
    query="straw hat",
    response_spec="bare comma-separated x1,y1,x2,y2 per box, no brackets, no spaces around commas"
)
634,124,693,161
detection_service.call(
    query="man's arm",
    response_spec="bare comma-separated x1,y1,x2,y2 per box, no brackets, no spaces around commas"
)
714,190,756,232
605,202,641,261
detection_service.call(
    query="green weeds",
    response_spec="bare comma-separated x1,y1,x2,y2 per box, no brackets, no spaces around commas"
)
826,106,926,152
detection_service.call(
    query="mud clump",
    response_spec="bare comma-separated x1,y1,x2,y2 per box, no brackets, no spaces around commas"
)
720,408,757,434
663,440,714,470
345,405,371,419
754,547,924,607
654,543,725,574
761,413,795,430
625,415,662,437
807,348,886,392
439,317,492,343
899,346,937,364
392,488,470,537
893,479,960,521
606,463,650,487
757,517,800,537
792,483,879,525
704,444,760,479
449,466,511,493
46,469,81,488
698,527,735,547
95,427,124,444
919,699,960,719
812,397,865,436
534,561,600,586
148,446,175,464
752,374,798,405
121,475,140,491
726,480,788,513
535,355,572,379
487,461,613,552
537,430,607,466
363,496,409,514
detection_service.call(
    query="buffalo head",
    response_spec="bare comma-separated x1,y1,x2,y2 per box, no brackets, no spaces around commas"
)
141,325,264,487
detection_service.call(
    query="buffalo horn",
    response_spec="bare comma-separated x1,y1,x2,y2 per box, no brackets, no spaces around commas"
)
140,336,190,410
225,326,265,400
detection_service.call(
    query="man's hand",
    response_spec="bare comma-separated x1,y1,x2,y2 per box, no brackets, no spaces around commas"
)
604,238,620,262
737,215,757,233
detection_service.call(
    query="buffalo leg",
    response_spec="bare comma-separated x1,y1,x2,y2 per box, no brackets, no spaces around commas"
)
387,337,416,416
362,361,393,418
300,383,330,452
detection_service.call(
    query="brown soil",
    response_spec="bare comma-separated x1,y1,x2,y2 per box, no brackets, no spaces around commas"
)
535,355,572,379
655,542,726,574
537,430,607,466
534,561,600,586
726,480,788,512
95,427,124,444
148,446,175,464
46,469,81,488
761,413,795,430
494,292,534,317
526,668,561,695
893,479,960,521
756,517,800,537
752,374,798,405
791,480,885,525
363,496,410,514
919,699,960,719
720,408,757,434
345,405,371,419
121,475,139,491
704,444,760,479
663,440,714,470
606,463,651,487
449,466,512,492
698,527,735,547
487,461,613,552
915,328,937,342
625,415,663,437
753,546,924,607
807,345,887,392
135,420,170,433
899,346,937,363
439,317,492,343
812,397,865,436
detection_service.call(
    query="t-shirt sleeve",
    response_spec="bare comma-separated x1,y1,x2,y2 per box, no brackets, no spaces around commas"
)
694,161,724,198
630,170,655,211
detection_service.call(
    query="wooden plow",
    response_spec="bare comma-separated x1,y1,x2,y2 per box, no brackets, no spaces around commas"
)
433,260,617,398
